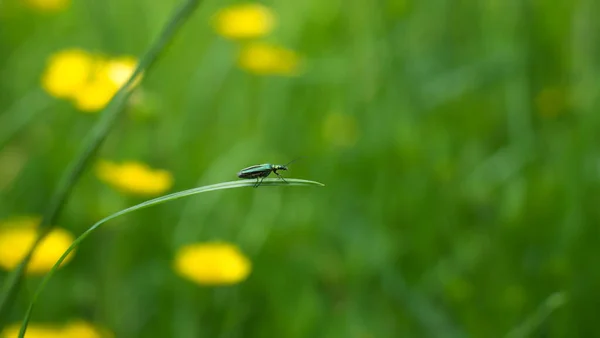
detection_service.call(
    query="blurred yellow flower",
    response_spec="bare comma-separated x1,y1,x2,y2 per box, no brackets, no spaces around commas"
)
1,320,112,338
62,320,112,338
238,42,301,76
1,323,58,338
41,49,95,99
41,49,141,113
322,112,359,148
213,3,276,39
174,242,251,286
96,160,173,196
24,0,71,12
105,56,140,88
72,75,118,112
0,216,75,275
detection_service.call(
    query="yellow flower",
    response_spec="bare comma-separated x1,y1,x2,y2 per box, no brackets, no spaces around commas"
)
61,320,112,338
96,160,173,196
212,3,276,39
105,56,141,88
238,42,301,76
73,57,142,113
1,320,112,338
72,77,118,112
41,49,95,99
174,242,251,286
1,323,60,338
322,112,359,148
41,49,141,113
0,216,75,275
24,0,71,12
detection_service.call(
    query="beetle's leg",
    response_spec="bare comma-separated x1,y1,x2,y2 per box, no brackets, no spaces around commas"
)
254,176,265,188
275,172,288,184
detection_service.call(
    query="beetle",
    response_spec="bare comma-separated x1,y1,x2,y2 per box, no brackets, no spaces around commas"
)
237,158,299,188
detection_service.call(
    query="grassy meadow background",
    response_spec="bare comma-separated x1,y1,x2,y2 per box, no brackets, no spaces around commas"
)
1,0,600,337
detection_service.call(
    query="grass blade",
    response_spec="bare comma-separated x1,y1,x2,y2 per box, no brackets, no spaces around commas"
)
17,178,323,337
504,291,568,338
0,0,203,325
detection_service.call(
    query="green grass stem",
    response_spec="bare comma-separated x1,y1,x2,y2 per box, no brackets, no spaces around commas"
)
17,178,323,337
0,0,203,326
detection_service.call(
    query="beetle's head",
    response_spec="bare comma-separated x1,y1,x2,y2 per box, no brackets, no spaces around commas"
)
273,164,288,171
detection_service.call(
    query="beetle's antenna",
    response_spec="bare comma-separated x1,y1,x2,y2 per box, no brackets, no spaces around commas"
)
285,156,303,167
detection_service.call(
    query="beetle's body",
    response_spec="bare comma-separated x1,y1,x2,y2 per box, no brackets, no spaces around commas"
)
237,163,289,187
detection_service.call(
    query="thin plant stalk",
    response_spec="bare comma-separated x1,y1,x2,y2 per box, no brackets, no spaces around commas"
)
0,0,203,326
18,178,324,337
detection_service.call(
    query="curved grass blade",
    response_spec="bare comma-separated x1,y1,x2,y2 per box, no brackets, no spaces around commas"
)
0,0,203,326
18,178,324,337
504,291,568,338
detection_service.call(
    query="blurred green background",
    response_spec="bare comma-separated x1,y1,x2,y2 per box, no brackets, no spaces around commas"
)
1,0,600,336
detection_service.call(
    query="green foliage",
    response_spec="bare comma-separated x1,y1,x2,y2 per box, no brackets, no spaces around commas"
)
18,178,323,337
1,0,201,328
1,0,598,336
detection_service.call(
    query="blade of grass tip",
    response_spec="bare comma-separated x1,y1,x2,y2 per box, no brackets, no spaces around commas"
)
504,291,568,338
0,0,203,328
18,178,323,336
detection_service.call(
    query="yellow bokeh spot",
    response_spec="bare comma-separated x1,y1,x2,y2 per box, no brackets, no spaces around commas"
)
73,68,119,113
25,0,71,12
41,49,141,113
322,112,359,148
213,3,276,39
41,49,95,99
96,160,173,197
73,57,142,112
1,323,59,338
174,242,251,286
106,56,142,88
238,42,301,76
0,216,75,275
1,320,112,338
62,320,112,338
